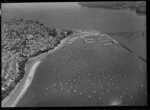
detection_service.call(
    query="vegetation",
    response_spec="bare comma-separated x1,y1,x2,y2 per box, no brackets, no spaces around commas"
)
1,18,73,101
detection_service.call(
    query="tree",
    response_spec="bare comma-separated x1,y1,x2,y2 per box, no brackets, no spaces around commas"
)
66,30,73,35
48,28,57,37
35,21,40,24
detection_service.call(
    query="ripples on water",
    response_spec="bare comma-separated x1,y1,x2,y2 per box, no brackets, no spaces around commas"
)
2,3,146,106
17,34,146,107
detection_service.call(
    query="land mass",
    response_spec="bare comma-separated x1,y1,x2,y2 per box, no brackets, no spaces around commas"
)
1,18,73,101
78,1,146,15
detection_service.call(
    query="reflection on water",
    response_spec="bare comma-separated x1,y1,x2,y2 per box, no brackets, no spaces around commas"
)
109,99,122,106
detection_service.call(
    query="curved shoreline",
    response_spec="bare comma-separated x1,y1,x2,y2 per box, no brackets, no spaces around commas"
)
2,30,98,107
10,30,101,107
2,36,70,107
2,29,146,107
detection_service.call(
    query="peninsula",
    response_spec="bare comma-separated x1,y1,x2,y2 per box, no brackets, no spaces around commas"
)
2,18,100,107
1,18,73,104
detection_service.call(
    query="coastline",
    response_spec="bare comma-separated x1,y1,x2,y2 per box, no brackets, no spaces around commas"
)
2,29,122,107
68,37,79,44
2,36,70,107
9,30,98,107
2,3,146,106
78,2,146,16
12,61,41,107
29,37,70,61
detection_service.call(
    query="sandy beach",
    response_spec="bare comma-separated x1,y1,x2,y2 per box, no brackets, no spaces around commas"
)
12,61,41,107
16,30,146,106
1,30,127,107
2,29,146,107
8,31,98,107
2,36,70,107
2,2,146,106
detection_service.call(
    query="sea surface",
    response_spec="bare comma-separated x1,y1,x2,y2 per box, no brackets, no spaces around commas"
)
17,34,146,106
2,2,146,106
2,2,146,59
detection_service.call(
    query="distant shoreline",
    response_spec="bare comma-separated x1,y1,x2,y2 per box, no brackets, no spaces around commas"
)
78,2,146,15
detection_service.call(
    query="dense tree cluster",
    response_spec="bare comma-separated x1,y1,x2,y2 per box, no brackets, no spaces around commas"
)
1,18,73,101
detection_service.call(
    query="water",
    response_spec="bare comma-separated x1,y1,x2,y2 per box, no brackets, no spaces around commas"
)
2,2,146,106
17,35,146,106
2,2,146,59
110,33,146,60
2,2,146,31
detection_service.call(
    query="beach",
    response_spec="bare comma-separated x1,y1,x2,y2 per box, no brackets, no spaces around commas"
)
2,35,71,107
2,30,146,107
12,61,41,107
16,30,146,106
2,2,146,107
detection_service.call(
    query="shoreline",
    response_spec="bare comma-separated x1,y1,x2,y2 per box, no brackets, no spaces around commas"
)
12,37,70,107
2,29,120,107
29,37,70,61
12,61,41,107
78,2,146,16
2,36,70,107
